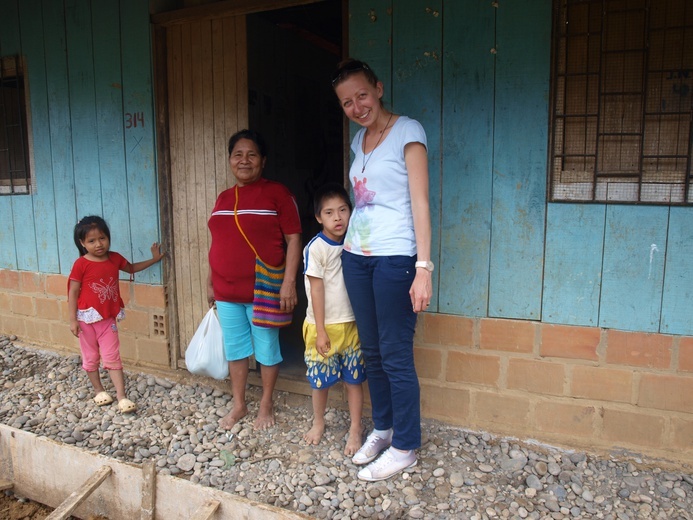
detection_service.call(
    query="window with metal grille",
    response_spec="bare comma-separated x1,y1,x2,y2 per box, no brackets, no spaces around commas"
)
0,55,32,195
549,0,693,204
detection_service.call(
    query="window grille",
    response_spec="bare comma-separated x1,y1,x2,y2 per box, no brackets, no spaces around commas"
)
550,0,693,204
0,55,32,195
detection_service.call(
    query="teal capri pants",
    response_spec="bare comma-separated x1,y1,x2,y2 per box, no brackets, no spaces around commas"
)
215,301,283,366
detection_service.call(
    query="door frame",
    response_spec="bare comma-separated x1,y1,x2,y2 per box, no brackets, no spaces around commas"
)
151,0,338,369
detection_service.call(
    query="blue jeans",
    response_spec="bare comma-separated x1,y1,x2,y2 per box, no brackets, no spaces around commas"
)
342,251,421,450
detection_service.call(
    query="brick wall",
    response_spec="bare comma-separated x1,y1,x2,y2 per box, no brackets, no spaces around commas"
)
0,269,169,369
2,267,691,464
416,314,693,465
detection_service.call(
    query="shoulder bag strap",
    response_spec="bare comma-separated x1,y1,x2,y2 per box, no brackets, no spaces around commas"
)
233,186,261,261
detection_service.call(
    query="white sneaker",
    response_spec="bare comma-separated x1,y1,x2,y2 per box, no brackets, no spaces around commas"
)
351,429,392,465
357,447,417,481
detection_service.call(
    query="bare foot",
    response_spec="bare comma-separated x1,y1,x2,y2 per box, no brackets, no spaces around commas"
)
344,426,362,456
218,405,248,430
303,421,325,445
254,401,275,430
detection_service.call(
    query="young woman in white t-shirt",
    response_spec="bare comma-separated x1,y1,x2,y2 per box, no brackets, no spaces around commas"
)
331,58,433,482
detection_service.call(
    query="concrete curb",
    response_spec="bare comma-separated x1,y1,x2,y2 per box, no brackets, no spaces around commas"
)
0,424,312,519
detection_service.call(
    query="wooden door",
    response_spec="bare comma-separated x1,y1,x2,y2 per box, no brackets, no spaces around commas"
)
165,16,248,359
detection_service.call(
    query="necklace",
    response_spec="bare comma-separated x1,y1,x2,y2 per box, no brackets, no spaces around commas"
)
361,113,394,173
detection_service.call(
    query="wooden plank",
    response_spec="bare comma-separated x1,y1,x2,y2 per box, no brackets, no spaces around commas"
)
0,0,20,270
0,0,38,272
43,0,78,275
189,499,220,520
7,166,37,271
165,24,188,352
200,17,215,286
18,0,60,273
140,461,156,520
542,203,606,326
220,16,237,185
152,23,180,367
168,23,195,350
180,21,197,348
0,198,16,268
347,0,392,181
439,0,495,316
189,20,206,318
210,15,230,305
488,0,551,319
599,205,668,332
348,0,392,95
66,0,102,218
234,17,248,132
221,17,238,159
120,0,162,284
660,206,693,335
45,465,112,520
152,0,322,26
348,0,392,146
211,18,227,194
0,1,21,74
92,0,131,261
392,0,442,312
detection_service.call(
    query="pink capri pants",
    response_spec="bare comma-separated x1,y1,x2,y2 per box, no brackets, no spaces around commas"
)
78,317,123,371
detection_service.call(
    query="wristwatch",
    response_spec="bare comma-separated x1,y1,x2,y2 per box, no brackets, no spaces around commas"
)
415,260,434,272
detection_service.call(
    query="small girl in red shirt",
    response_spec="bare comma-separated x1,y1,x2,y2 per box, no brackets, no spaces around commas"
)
68,216,164,413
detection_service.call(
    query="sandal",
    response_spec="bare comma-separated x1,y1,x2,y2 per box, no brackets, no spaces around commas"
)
117,398,137,414
93,391,113,407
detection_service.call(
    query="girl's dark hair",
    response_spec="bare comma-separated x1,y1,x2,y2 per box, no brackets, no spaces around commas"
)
74,215,110,256
313,182,353,216
330,58,379,89
228,129,267,157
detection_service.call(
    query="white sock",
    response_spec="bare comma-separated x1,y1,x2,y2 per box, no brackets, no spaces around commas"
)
389,447,414,461
373,428,393,440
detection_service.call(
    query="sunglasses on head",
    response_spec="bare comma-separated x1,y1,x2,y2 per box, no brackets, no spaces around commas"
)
331,61,370,87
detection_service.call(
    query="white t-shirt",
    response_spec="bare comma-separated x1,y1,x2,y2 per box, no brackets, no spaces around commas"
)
344,116,427,256
303,232,355,324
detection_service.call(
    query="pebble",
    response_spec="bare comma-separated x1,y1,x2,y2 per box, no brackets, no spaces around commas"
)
449,472,465,487
501,455,527,472
527,474,544,490
1,338,692,520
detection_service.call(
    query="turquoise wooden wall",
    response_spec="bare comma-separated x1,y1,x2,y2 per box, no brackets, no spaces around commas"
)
0,0,161,284
348,0,692,336
0,0,690,335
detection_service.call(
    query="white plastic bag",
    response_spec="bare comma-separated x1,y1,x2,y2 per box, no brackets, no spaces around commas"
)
185,308,228,380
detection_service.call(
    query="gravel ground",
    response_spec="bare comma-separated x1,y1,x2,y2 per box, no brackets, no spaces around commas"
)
1,334,692,520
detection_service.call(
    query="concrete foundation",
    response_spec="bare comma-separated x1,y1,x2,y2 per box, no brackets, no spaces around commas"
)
0,424,310,519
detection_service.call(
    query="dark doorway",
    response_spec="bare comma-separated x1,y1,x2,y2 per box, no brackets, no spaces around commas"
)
247,1,344,378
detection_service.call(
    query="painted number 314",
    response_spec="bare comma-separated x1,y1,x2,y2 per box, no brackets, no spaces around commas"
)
125,112,145,128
